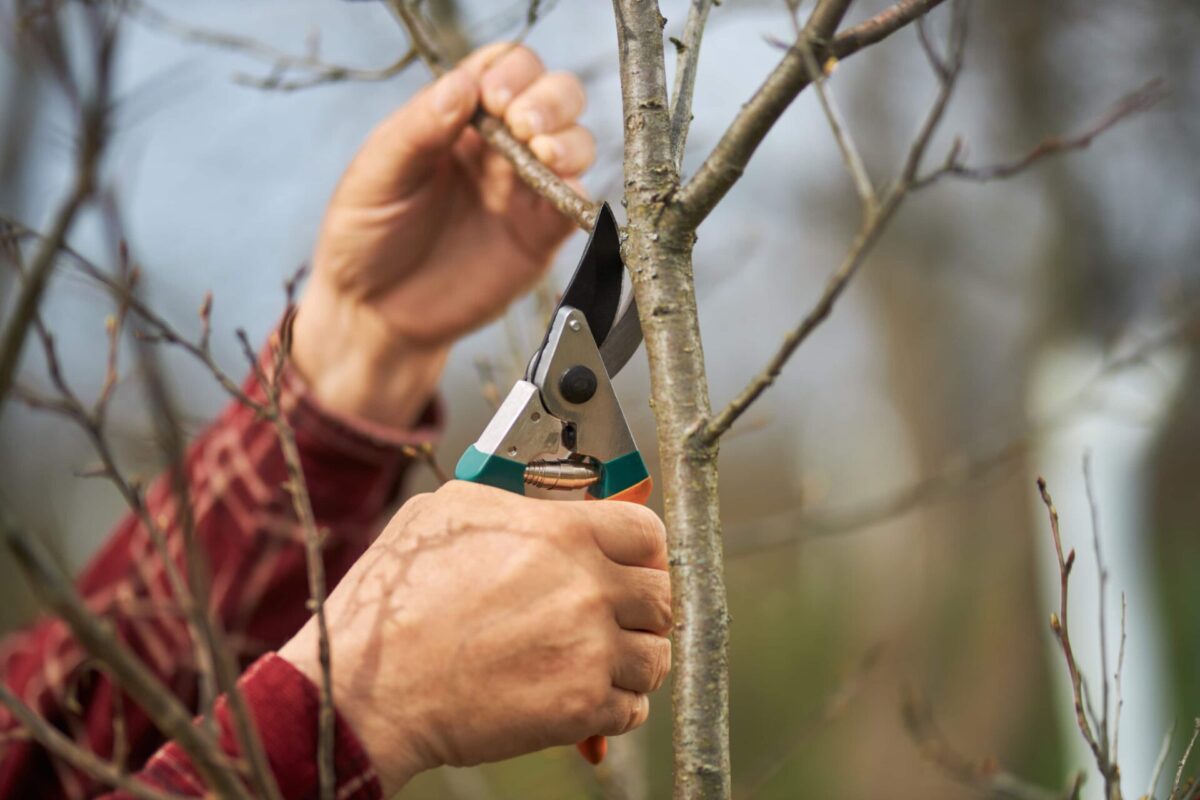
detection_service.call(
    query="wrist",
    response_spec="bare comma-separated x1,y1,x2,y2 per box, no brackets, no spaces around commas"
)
279,625,434,795
291,282,449,429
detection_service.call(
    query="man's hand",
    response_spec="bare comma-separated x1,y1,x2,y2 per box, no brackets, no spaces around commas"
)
292,44,594,428
278,482,671,795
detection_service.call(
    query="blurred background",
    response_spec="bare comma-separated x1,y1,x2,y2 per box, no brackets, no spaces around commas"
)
2,0,1198,797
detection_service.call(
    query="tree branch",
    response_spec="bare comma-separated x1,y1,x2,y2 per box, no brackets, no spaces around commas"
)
390,0,599,230
1036,477,1118,798
0,685,186,800
902,686,1084,800
668,0,715,174
675,0,950,228
121,0,419,93
0,507,254,800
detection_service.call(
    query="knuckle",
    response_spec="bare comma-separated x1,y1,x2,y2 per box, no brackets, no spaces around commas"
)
650,638,671,691
624,694,649,733
631,507,667,565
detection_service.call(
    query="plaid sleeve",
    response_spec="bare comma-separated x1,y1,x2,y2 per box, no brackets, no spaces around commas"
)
100,654,381,800
0,341,440,798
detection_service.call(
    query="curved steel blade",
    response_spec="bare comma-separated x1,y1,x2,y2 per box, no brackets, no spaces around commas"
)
528,202,637,380
598,281,642,377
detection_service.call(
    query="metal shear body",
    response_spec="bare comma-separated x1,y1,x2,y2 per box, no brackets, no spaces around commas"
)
453,203,653,763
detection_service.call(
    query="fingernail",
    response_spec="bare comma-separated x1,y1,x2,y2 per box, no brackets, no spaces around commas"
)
530,136,563,166
485,86,512,111
433,71,472,121
513,109,544,139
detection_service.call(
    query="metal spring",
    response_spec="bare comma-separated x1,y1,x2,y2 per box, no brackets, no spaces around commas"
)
524,459,601,490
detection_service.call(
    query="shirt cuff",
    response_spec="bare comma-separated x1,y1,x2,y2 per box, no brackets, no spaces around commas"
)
225,653,382,800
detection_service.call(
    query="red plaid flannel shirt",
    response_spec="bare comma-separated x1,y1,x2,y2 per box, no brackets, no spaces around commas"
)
0,348,441,799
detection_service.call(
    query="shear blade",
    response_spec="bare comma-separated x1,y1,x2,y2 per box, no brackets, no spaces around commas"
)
529,202,643,380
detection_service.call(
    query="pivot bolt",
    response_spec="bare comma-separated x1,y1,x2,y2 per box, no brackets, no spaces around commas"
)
559,365,597,404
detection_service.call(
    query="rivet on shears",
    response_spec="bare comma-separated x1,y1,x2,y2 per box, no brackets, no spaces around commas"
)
568,319,582,332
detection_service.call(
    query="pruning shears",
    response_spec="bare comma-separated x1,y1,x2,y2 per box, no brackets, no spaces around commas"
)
454,202,652,764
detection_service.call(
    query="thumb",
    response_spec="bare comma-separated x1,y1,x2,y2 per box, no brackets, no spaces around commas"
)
367,68,480,198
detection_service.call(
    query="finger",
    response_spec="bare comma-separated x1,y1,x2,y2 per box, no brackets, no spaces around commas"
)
612,631,671,694
367,68,480,197
611,566,672,634
592,689,650,737
529,125,596,177
470,46,545,118
580,503,668,570
506,71,587,140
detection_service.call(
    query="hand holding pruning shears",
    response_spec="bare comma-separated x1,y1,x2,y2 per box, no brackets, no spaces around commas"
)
280,43,670,795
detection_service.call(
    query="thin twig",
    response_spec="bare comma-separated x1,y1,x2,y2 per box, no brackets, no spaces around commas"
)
1113,593,1126,768
0,685,186,800
668,0,715,174
389,0,598,230
676,0,951,227
696,3,968,445
912,80,1167,190
0,32,108,411
1148,724,1175,800
797,36,877,210
120,0,419,92
0,505,254,800
1037,478,1116,796
235,281,336,800
1083,452,1113,769
1171,721,1200,800
734,646,882,799
901,686,1078,800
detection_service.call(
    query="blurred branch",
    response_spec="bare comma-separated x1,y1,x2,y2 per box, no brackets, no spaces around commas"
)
1083,453,1115,770
0,16,113,414
912,79,1167,190
234,273,336,800
120,0,419,92
0,685,184,800
726,299,1200,557
675,0,951,227
1149,726,1176,800
734,646,882,800
695,3,969,445
696,8,1162,445
902,686,1084,800
389,0,599,230
1170,721,1200,800
668,0,716,174
0,505,254,800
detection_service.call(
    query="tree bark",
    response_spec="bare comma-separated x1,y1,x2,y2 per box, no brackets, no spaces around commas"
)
611,2,730,798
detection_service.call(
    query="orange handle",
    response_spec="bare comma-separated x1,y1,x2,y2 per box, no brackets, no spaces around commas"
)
575,476,653,764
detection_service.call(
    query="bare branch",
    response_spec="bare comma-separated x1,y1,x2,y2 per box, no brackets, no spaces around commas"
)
668,0,715,174
0,685,185,800
676,0,951,227
1172,721,1200,800
0,507,253,800
902,686,1083,800
0,23,110,410
121,0,418,92
1036,477,1119,798
390,1,599,230
1082,452,1113,767
734,646,882,799
797,42,877,209
912,80,1166,190
1148,724,1175,800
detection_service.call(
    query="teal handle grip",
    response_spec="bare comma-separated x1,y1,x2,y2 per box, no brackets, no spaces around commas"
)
454,445,527,494
589,451,651,500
